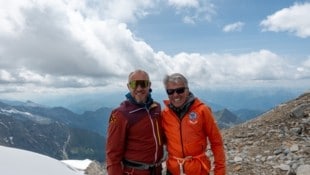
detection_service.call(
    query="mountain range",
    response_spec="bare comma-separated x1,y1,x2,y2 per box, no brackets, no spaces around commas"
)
0,90,309,174
0,101,108,162
0,97,244,163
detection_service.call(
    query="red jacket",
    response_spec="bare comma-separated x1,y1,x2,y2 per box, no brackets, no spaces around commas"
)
106,100,164,175
162,98,226,175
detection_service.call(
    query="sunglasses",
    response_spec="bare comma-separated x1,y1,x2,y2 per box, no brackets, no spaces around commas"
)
166,87,187,95
129,80,150,89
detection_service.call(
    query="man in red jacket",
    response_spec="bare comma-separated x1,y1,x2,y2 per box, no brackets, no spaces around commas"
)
106,69,164,175
162,73,226,175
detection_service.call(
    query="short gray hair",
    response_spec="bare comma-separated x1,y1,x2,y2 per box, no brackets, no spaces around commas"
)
128,69,150,82
163,73,188,88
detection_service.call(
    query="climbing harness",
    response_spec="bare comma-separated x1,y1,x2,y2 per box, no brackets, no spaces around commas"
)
171,152,209,175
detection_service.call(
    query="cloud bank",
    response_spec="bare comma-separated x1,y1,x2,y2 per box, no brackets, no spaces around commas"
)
0,0,309,100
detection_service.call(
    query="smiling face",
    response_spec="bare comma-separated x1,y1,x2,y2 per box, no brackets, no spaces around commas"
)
166,81,189,108
127,70,151,103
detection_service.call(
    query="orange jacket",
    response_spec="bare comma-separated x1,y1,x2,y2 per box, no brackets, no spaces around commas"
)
162,98,226,175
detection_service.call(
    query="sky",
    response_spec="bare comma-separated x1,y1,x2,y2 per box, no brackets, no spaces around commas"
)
0,145,90,175
0,0,309,106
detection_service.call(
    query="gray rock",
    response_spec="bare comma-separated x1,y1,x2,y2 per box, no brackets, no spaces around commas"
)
296,164,310,175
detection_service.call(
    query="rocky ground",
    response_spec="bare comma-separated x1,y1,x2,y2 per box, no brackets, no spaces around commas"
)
86,92,310,175
222,92,310,175
84,161,106,175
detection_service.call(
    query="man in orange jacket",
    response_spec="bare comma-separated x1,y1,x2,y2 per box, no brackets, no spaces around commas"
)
162,73,226,175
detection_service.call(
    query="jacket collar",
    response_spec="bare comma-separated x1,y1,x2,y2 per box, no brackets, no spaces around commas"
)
168,92,195,118
125,92,154,109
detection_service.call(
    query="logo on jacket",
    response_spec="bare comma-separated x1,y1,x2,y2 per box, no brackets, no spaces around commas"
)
109,115,117,124
189,112,198,124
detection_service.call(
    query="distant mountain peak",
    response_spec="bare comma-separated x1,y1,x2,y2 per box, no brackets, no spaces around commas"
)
24,100,45,107
213,108,241,128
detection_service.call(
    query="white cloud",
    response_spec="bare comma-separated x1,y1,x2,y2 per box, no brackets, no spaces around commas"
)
0,0,31,37
260,2,310,38
0,70,14,82
97,0,155,22
0,0,160,88
183,16,196,24
168,0,199,8
303,57,310,68
0,0,309,100
163,50,307,87
223,22,244,32
168,0,216,24
296,57,310,79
